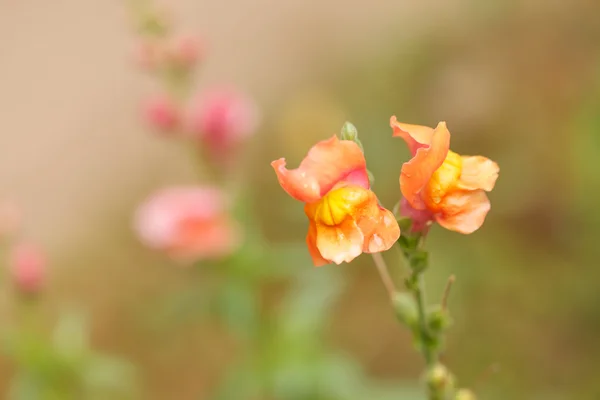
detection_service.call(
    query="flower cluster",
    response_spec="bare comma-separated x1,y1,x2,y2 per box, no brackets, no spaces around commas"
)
272,119,499,266
131,2,255,263
272,119,499,399
133,3,258,165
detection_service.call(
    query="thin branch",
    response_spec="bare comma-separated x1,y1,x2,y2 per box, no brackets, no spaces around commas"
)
441,275,456,310
371,253,397,300
414,272,434,366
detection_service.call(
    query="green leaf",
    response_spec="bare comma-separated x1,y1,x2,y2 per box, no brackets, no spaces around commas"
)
314,353,365,399
82,355,138,399
393,292,419,328
53,312,89,361
277,268,344,338
8,373,43,400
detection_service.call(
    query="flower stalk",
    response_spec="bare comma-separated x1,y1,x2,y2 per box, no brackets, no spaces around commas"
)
371,252,397,300
413,271,435,366
387,223,464,399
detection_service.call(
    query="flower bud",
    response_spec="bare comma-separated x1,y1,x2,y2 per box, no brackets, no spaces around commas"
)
340,121,364,152
184,87,258,162
425,363,455,397
135,6,172,37
167,35,202,69
134,186,242,262
10,242,45,295
455,389,477,400
340,121,358,141
427,305,452,333
143,93,180,133
392,292,418,328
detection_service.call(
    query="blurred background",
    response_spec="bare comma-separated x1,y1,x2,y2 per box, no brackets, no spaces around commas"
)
1,0,600,399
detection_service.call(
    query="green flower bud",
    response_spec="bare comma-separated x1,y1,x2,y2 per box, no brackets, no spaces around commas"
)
455,388,477,400
339,121,364,152
340,121,359,141
392,292,418,328
428,305,452,333
425,363,455,397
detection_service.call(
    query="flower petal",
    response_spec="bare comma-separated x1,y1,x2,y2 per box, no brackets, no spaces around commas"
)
357,205,401,254
306,221,330,267
134,186,242,262
170,216,242,261
435,190,491,234
390,116,435,155
315,219,364,265
271,136,369,203
457,156,499,192
399,122,451,209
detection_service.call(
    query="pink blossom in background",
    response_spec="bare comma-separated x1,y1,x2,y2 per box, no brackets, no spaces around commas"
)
143,93,180,133
166,35,202,69
134,186,242,262
400,197,434,234
185,87,259,154
10,243,45,295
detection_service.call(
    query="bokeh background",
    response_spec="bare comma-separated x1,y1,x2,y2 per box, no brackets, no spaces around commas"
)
1,0,600,399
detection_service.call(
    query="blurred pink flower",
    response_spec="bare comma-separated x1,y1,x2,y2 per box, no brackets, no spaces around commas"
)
143,93,180,133
185,87,259,154
10,242,45,295
134,186,242,262
400,197,434,234
167,35,202,69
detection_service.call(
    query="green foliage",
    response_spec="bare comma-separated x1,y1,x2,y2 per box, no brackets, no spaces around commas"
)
5,312,137,400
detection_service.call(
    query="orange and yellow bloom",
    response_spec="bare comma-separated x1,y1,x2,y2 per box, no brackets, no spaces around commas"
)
391,116,499,234
272,136,400,266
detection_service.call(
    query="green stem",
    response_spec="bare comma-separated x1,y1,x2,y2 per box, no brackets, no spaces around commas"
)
371,253,397,300
413,270,435,366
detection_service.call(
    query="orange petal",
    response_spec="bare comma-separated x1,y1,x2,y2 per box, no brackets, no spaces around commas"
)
271,136,369,203
357,205,400,254
390,116,435,155
435,190,491,234
306,221,330,267
315,219,364,265
399,122,451,210
457,156,499,192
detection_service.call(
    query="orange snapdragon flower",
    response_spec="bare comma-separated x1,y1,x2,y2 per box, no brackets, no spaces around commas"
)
272,136,400,266
391,116,499,234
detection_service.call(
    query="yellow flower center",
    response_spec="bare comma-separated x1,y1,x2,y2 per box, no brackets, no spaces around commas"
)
423,150,462,211
305,185,370,226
